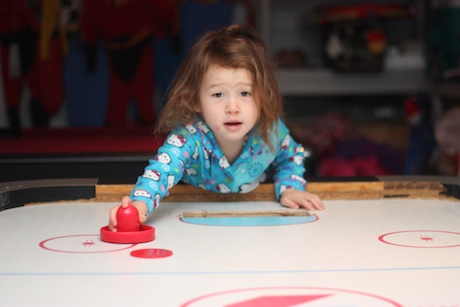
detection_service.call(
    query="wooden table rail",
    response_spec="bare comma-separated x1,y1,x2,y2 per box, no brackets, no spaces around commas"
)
1,178,459,211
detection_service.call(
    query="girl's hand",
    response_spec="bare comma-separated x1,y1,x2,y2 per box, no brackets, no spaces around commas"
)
108,196,148,231
280,189,325,211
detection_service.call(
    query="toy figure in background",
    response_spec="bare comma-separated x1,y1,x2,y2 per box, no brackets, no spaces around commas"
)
0,0,66,135
61,0,112,127
403,95,437,175
80,0,175,127
107,24,324,229
435,107,460,176
324,22,387,71
319,3,413,72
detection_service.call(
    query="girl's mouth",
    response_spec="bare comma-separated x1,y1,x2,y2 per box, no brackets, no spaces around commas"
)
225,121,242,126
224,121,243,129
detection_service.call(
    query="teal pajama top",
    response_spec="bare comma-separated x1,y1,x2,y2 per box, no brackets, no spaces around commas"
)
131,118,307,214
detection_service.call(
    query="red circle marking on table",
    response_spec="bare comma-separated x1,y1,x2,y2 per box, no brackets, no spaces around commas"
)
378,230,460,248
130,248,173,259
39,234,137,254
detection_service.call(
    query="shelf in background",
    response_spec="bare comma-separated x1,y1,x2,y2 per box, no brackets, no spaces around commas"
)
278,68,429,96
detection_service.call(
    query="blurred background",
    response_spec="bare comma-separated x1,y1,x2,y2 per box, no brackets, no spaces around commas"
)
0,0,459,182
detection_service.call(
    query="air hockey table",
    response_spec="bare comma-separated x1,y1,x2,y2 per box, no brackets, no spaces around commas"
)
1,176,460,306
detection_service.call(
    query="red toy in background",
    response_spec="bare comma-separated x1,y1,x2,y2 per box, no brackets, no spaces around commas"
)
80,0,176,127
0,0,66,134
404,95,422,127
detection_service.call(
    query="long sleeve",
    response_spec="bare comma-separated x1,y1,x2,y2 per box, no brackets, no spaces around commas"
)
130,127,198,214
271,120,307,200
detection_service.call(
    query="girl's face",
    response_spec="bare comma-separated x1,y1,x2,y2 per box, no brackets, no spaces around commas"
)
197,65,259,147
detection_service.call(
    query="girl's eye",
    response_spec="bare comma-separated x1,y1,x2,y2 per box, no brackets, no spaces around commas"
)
241,91,251,97
212,93,223,98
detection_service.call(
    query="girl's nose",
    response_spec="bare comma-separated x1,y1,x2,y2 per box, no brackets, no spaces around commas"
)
225,98,240,114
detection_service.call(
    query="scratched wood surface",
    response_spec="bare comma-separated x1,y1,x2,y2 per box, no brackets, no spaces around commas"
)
94,181,455,203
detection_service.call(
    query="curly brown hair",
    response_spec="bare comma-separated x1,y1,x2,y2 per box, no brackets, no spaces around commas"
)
156,24,283,151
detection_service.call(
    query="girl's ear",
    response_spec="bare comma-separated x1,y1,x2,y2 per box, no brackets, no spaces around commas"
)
193,102,201,113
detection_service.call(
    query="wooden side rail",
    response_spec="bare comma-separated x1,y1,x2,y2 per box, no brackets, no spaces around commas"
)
1,179,458,210
95,181,457,203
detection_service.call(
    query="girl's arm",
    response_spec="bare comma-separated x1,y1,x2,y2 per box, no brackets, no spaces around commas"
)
108,128,198,231
130,129,197,215
271,120,324,211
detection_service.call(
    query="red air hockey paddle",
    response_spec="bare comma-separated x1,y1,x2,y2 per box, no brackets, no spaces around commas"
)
100,204,155,244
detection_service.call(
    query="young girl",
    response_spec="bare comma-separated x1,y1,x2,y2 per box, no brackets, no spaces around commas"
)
108,24,324,231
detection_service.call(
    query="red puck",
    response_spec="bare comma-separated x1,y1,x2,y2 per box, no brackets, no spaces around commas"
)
130,248,173,259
